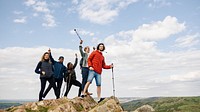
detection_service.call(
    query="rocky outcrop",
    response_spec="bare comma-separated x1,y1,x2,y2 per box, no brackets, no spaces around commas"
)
133,105,155,112
89,96,123,112
3,96,123,112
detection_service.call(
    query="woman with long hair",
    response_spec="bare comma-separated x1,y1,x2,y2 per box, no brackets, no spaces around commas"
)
64,53,82,97
35,52,58,101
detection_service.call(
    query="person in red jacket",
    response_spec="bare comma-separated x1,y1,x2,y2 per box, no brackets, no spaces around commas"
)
82,43,113,103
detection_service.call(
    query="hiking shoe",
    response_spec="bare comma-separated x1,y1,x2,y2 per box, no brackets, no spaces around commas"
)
81,94,87,98
98,98,105,103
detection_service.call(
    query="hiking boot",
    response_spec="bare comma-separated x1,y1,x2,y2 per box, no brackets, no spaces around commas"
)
98,98,105,103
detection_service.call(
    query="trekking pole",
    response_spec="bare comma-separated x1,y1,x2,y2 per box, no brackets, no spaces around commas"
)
61,81,66,97
74,29,82,40
111,63,115,97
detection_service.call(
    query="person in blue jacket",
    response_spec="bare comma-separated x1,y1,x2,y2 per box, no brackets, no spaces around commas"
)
35,52,59,101
43,49,67,98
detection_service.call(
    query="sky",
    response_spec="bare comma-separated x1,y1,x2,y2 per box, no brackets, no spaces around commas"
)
0,0,200,100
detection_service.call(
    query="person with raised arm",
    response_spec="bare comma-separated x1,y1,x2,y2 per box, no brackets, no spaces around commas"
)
35,52,59,101
64,54,82,97
42,49,67,99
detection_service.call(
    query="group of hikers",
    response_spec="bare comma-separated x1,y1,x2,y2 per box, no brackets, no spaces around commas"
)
35,40,113,103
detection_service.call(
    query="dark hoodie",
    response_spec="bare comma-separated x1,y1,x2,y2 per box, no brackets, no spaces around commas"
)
64,58,78,81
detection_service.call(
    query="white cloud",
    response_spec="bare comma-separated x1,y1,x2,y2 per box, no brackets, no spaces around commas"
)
72,0,79,5
24,0,57,27
170,71,200,82
71,0,138,24
148,0,171,8
13,11,23,15
42,14,56,27
133,16,186,41
24,0,36,6
50,2,65,8
33,1,50,13
175,33,200,48
13,17,27,24
104,16,185,47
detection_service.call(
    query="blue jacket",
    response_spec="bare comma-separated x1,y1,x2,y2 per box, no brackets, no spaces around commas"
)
50,53,67,79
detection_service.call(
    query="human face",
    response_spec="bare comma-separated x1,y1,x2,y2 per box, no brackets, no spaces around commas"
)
85,47,90,53
59,58,64,63
99,45,104,51
44,53,49,60
68,63,73,69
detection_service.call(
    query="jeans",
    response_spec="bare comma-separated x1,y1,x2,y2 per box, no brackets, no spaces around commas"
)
81,67,89,91
87,70,101,86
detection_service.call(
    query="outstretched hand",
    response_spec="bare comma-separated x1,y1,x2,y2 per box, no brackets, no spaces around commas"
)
110,63,114,68
80,40,83,44
75,53,77,58
48,48,51,53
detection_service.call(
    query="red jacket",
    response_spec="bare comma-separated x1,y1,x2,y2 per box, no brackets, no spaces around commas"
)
88,50,111,74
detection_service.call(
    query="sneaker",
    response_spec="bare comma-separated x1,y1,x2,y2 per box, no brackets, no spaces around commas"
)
98,98,105,103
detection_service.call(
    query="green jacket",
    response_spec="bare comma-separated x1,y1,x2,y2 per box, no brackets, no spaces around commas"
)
79,45,89,67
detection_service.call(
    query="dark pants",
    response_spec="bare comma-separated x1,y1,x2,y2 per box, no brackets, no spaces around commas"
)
39,77,58,101
81,67,89,92
43,78,63,98
64,79,82,97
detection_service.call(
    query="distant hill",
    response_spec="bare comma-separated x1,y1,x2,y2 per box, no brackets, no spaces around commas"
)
0,103,21,109
0,100,36,109
121,96,200,112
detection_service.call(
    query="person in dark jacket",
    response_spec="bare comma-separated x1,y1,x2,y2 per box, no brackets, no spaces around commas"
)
35,52,59,101
64,53,82,97
43,49,67,98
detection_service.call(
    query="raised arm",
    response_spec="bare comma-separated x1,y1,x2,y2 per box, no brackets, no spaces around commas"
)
79,40,85,57
73,53,78,69
48,48,56,64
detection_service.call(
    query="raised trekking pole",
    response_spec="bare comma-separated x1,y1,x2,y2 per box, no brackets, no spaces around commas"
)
74,29,82,40
111,63,115,97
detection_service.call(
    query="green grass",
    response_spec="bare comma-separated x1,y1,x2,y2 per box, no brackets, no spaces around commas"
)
121,96,200,112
